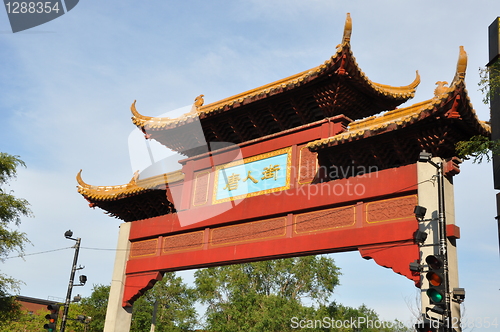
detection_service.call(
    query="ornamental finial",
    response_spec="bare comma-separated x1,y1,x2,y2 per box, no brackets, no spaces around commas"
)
194,94,205,108
456,46,467,77
342,13,352,43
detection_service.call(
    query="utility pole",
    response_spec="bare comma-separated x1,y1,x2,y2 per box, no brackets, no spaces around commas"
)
488,17,500,256
60,230,87,332
150,300,159,332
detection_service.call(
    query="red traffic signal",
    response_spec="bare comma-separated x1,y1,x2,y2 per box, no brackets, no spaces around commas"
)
44,304,60,331
415,321,444,332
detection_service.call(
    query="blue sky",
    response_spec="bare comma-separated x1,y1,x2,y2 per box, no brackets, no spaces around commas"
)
1,0,500,328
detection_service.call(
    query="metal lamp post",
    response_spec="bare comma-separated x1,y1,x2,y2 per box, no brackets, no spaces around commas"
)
60,230,87,332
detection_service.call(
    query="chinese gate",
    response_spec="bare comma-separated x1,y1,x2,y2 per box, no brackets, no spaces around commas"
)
78,14,488,331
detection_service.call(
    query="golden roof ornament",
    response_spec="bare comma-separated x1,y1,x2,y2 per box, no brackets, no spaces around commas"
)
456,46,467,76
452,46,467,84
434,81,449,98
131,170,140,184
194,94,204,108
342,13,352,44
189,94,205,115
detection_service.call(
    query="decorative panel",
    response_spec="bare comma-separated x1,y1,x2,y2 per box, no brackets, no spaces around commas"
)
298,145,318,184
294,205,355,234
192,170,210,206
210,217,287,246
365,195,417,224
130,239,158,259
162,231,204,254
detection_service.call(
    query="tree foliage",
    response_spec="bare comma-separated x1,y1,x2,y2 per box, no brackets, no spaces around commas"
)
131,272,197,331
194,256,340,332
0,257,411,331
0,153,32,324
194,256,409,331
0,307,47,332
61,284,110,332
0,153,32,263
455,135,500,163
52,276,197,332
454,63,500,163
478,61,500,104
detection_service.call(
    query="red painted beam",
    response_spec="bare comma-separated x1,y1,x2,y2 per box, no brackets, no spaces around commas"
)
126,219,418,274
130,164,418,240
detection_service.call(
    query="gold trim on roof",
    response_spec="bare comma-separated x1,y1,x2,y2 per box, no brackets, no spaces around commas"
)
306,47,490,151
77,169,184,201
130,13,420,131
342,13,352,43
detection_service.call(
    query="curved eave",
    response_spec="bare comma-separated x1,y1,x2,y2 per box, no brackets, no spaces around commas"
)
307,77,490,151
131,15,419,132
76,170,184,202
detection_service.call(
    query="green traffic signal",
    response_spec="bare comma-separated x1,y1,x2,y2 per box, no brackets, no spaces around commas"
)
425,255,446,306
426,288,444,303
43,323,56,332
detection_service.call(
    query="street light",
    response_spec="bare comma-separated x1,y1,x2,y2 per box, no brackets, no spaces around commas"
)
60,230,87,332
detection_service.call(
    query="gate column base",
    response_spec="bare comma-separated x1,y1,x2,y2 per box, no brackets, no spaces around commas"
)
104,223,133,332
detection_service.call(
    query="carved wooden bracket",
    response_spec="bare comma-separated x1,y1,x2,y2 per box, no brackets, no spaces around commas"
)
358,241,420,287
122,271,163,307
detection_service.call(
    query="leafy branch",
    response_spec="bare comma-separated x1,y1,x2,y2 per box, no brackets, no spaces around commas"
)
455,135,500,163
478,61,500,104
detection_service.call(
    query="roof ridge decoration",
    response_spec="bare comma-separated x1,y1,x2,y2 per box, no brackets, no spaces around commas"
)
306,46,490,151
76,169,184,201
342,13,352,44
452,45,467,85
130,13,420,134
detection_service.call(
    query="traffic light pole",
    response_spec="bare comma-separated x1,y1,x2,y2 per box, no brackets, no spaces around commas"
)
417,152,457,332
60,236,81,332
434,160,452,331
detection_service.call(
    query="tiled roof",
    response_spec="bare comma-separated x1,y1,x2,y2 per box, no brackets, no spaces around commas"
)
307,46,490,151
131,13,420,132
77,170,184,201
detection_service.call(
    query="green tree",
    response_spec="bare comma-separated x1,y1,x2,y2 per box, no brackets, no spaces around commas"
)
0,153,32,324
67,274,197,331
0,307,48,332
478,61,500,105
456,135,500,163
194,255,341,332
312,302,411,332
62,284,110,332
131,272,198,332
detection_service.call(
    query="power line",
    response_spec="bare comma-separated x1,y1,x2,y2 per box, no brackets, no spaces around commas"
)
5,247,72,259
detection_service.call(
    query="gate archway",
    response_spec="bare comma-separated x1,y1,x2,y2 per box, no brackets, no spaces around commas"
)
78,15,487,331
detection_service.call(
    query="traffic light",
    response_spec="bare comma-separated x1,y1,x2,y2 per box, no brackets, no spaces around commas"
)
44,304,60,331
425,255,446,307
